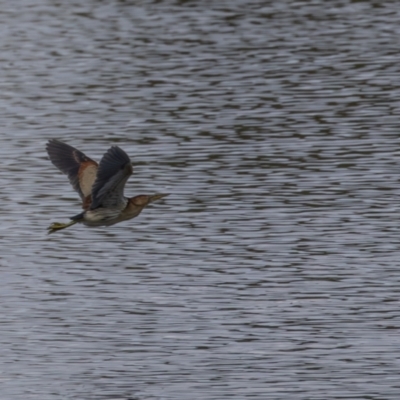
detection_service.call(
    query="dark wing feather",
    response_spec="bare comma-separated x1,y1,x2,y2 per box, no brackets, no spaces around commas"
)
90,146,133,210
46,139,98,202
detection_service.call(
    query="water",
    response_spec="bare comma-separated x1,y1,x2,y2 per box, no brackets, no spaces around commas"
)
0,0,400,399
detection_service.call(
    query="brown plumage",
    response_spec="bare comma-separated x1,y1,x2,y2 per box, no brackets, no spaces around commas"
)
46,139,169,233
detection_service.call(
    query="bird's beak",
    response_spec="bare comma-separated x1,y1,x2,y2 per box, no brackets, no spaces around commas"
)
149,193,169,203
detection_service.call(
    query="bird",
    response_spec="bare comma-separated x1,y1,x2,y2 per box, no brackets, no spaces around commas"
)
46,139,169,234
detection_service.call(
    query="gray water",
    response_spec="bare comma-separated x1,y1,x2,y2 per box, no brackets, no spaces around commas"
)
0,0,400,399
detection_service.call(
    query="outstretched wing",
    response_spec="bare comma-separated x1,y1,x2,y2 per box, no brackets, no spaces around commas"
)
90,146,133,210
46,139,98,208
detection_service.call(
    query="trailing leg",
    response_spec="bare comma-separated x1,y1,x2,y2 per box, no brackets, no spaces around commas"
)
47,220,78,234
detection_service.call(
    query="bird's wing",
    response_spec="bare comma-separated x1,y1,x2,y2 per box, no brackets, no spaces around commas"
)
90,146,133,210
46,139,98,207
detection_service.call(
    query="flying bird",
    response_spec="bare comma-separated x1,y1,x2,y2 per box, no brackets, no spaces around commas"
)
46,139,168,233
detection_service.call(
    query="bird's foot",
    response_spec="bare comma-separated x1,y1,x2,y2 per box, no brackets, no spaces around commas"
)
47,220,77,234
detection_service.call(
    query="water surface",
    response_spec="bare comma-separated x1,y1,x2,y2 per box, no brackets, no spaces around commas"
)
0,1,400,399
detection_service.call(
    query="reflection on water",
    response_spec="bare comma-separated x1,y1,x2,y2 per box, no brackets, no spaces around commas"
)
0,1,400,399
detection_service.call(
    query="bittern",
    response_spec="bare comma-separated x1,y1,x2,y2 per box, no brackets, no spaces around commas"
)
46,139,168,233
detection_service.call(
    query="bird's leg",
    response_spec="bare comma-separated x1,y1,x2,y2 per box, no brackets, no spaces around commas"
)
47,220,77,234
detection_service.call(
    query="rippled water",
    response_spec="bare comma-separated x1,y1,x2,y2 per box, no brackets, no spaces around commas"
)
1,1,400,399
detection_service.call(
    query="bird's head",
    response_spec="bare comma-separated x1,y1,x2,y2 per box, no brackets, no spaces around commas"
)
129,193,169,207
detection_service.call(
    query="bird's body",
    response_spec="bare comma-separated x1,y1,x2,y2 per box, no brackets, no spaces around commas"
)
46,140,168,233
